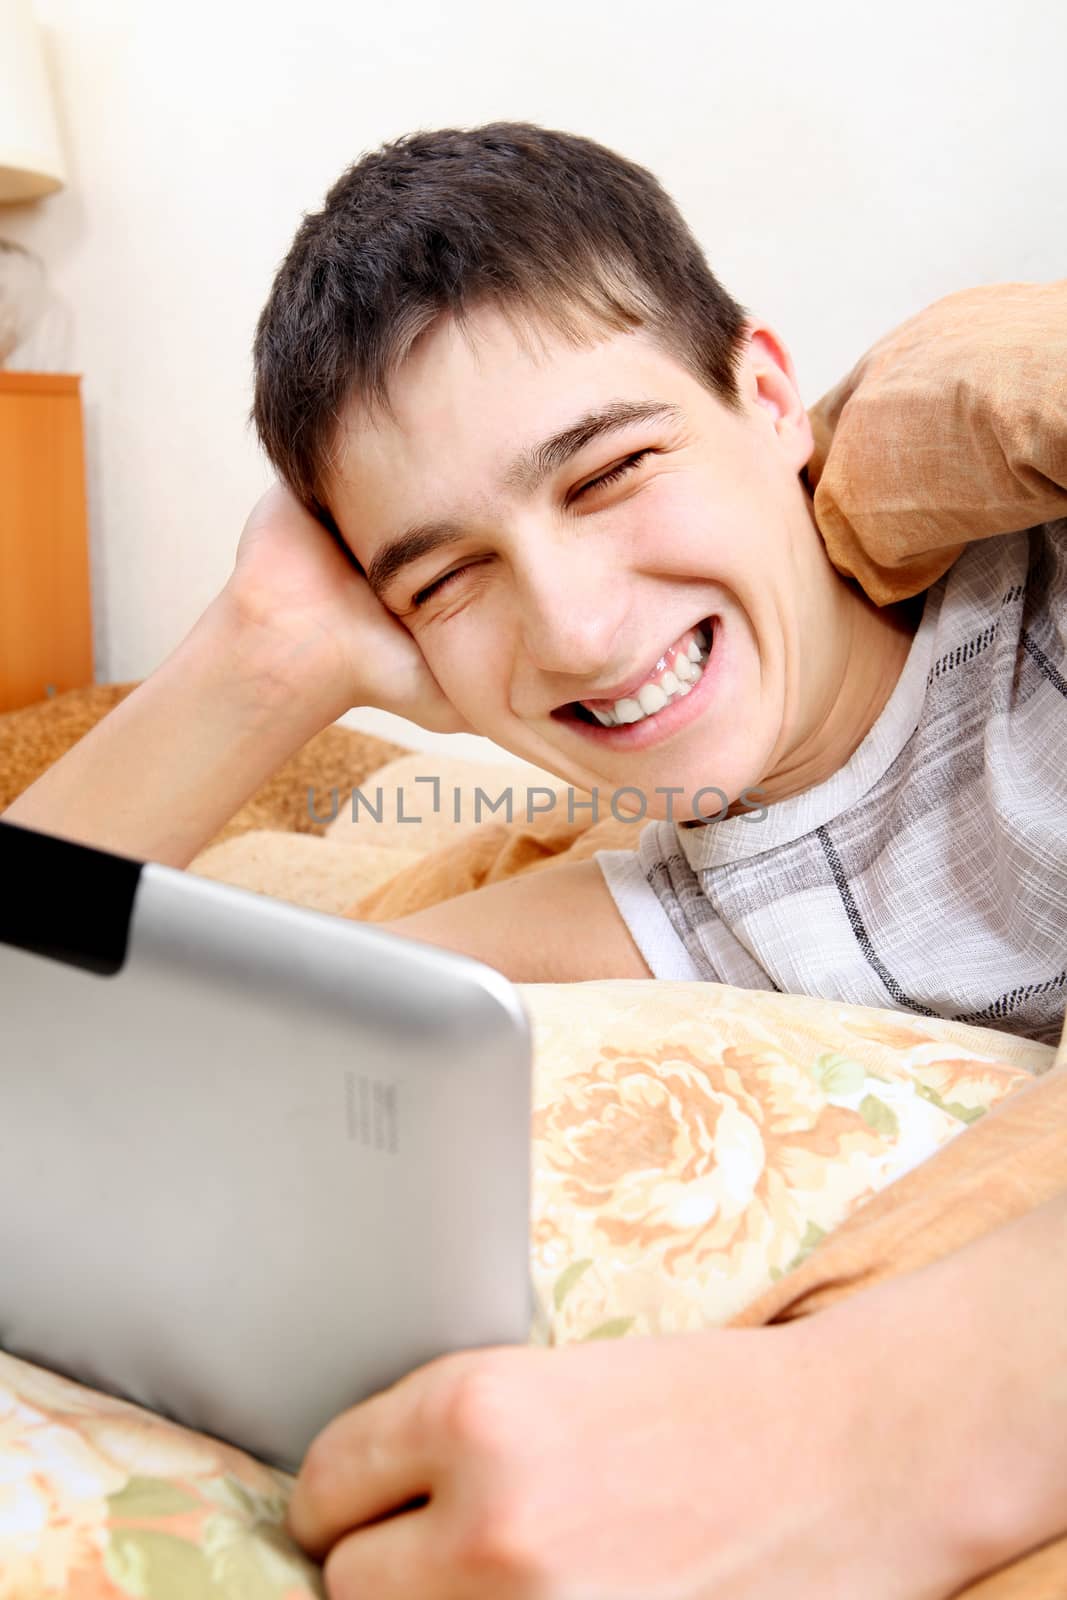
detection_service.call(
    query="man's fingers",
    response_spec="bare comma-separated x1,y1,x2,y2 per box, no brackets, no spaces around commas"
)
320,1500,443,1600
286,1379,436,1560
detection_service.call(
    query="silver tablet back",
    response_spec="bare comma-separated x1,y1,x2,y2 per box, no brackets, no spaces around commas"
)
0,821,532,1471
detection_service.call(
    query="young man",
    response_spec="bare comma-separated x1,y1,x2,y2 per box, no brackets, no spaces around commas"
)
10,127,1064,1033
5,124,1067,1595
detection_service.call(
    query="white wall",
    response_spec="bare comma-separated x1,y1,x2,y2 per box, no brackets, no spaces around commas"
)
4,0,1065,761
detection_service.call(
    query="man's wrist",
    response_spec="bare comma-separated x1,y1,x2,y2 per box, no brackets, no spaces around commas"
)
207,583,359,727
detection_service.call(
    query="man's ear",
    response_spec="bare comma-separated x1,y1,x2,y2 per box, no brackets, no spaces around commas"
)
738,320,814,474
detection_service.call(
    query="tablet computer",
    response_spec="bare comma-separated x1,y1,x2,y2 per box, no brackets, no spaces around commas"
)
0,818,534,1472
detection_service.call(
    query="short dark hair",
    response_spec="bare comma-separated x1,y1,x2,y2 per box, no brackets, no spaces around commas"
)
252,121,749,516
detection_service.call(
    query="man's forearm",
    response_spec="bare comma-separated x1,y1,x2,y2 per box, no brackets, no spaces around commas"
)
938,1185,1067,1575
821,1164,1067,1589
1,590,350,869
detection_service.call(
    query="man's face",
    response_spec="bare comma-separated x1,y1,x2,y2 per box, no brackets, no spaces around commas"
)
328,303,823,821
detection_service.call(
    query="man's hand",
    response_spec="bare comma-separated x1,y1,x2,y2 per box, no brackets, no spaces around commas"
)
228,482,473,734
1,483,472,865
285,1321,961,1600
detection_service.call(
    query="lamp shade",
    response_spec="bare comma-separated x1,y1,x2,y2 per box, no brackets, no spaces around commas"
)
0,0,66,202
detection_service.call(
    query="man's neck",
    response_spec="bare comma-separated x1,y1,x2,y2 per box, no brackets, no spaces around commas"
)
740,578,923,813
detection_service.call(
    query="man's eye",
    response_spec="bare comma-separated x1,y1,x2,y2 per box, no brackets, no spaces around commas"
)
409,452,654,609
411,564,472,609
576,448,655,498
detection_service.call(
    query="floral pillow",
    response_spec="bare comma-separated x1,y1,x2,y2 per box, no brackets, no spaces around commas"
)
524,981,1047,1341
0,1354,323,1600
0,981,1050,1599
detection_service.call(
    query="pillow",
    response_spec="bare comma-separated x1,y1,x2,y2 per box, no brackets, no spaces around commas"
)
522,980,1048,1340
324,751,573,854
807,277,1067,604
1,980,1048,1600
187,829,426,915
0,1352,324,1599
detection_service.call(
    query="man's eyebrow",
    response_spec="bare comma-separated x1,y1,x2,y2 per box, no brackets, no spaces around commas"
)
502,398,684,495
365,399,684,600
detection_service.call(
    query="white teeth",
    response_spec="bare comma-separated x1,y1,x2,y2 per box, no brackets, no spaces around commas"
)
613,698,644,725
579,622,713,729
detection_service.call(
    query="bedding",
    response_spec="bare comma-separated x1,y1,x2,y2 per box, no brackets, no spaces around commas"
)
0,683,408,850
806,277,1067,604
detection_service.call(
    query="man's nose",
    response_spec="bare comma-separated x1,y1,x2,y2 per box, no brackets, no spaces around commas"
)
511,547,628,679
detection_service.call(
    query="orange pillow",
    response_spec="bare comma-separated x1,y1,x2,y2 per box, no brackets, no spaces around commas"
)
806,279,1067,604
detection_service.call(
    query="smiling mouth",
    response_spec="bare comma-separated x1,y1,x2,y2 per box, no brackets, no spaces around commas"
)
559,620,713,729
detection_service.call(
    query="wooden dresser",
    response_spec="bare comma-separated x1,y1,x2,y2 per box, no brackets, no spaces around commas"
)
0,372,95,713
